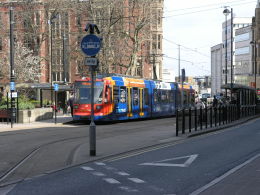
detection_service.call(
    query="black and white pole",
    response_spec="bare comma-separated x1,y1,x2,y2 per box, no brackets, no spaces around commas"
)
81,23,101,156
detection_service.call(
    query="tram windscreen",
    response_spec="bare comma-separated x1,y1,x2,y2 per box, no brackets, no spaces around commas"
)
74,81,104,104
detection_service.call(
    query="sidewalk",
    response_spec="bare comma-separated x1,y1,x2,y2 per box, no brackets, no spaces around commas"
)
195,154,260,195
0,114,73,132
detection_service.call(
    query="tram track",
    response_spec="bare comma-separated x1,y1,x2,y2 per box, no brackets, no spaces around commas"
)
0,135,87,186
0,117,177,187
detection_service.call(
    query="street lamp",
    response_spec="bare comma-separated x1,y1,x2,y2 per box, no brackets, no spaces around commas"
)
250,40,257,97
63,33,67,83
223,7,231,98
48,12,58,113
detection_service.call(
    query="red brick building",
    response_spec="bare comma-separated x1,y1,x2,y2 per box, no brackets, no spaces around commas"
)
0,0,163,100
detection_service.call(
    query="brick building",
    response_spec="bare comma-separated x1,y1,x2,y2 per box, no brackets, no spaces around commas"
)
0,0,163,101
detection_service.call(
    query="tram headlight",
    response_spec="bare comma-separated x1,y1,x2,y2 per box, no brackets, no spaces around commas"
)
96,105,102,110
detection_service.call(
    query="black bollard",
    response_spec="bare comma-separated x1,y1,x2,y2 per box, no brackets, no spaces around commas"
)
182,108,185,134
176,109,179,136
189,107,191,133
195,108,197,131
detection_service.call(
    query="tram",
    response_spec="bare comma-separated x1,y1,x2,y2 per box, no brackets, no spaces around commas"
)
72,74,195,121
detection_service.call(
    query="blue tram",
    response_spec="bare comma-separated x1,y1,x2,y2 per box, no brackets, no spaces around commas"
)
73,75,195,121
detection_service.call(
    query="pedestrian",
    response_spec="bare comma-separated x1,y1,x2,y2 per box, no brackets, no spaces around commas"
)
213,95,218,108
67,93,74,117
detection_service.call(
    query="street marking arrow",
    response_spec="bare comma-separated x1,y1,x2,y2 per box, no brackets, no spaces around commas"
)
139,154,198,168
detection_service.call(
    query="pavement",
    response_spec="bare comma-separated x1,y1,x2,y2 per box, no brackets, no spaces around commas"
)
0,114,73,132
0,114,260,194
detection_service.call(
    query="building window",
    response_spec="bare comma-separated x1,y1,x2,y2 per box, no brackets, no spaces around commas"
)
158,34,161,50
35,11,40,26
157,10,162,25
76,15,81,26
152,34,157,50
0,37,2,51
235,32,249,42
235,47,249,55
0,12,2,28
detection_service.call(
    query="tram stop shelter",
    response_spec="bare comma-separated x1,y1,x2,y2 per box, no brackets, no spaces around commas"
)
15,83,73,108
221,83,256,106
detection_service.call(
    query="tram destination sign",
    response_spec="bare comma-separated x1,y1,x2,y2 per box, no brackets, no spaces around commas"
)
81,34,101,57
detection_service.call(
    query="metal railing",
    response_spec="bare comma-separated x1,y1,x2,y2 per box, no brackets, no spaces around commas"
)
176,105,257,136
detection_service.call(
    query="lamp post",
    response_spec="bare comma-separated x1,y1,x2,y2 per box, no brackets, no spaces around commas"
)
63,33,67,83
250,40,257,101
223,7,231,98
48,12,58,115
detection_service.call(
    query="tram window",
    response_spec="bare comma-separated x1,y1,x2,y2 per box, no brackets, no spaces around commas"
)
153,89,158,103
169,91,174,103
144,88,149,105
113,86,119,103
133,87,138,105
120,87,126,103
161,90,167,103
183,91,187,105
157,89,161,102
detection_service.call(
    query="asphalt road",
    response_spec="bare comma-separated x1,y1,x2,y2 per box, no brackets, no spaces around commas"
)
3,118,260,195
0,117,177,185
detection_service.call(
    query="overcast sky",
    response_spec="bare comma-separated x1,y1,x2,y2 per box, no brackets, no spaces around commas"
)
163,0,257,78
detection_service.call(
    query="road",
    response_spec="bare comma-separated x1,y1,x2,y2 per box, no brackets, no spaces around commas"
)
2,117,260,195
0,117,177,185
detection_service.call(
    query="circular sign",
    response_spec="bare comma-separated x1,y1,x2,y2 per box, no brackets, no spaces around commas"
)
80,34,101,56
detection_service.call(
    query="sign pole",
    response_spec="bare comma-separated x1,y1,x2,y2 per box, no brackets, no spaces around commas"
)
54,83,59,124
90,65,96,156
10,8,15,128
80,23,101,157
55,90,57,124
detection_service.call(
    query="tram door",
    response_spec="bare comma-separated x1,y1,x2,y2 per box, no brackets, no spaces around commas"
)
132,87,140,118
127,88,132,117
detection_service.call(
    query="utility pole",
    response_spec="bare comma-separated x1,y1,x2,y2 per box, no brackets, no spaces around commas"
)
230,8,233,98
63,33,67,83
152,53,157,80
178,44,180,82
9,7,15,128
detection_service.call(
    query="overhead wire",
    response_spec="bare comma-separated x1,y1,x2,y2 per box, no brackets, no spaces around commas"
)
163,38,211,58
164,0,253,13
163,0,255,18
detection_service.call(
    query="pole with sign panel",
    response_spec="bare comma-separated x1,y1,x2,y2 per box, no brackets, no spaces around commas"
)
54,84,59,124
81,24,101,156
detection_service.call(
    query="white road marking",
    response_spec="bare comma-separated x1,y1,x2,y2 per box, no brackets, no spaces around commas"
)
128,178,146,183
103,178,121,184
190,153,260,195
119,186,139,192
92,172,105,176
95,162,106,166
104,166,117,171
140,154,198,168
81,166,94,171
116,171,130,176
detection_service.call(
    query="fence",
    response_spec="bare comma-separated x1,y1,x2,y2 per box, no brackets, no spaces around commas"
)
176,105,257,136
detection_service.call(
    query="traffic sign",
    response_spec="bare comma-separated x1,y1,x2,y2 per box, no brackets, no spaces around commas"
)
81,34,101,56
10,82,15,91
85,57,98,66
54,84,59,91
8,92,17,98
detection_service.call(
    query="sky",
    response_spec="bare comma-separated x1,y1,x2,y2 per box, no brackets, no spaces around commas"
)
163,0,257,78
